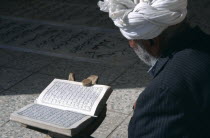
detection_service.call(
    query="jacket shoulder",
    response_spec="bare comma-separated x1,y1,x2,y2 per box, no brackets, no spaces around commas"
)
166,49,210,77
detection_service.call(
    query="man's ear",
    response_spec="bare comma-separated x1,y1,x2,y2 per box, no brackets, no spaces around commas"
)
129,40,137,48
144,37,161,57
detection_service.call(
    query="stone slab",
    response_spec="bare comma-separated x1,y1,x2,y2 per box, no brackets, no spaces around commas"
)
104,61,152,115
91,111,127,138
49,0,100,5
0,48,23,66
0,93,39,127
0,17,136,66
39,59,106,81
5,73,56,95
75,35,137,65
0,67,31,90
39,59,128,84
0,47,24,57
108,115,132,138
107,88,145,115
97,65,130,85
0,121,47,138
112,61,152,88
0,0,115,29
0,49,14,66
4,52,54,72
0,88,4,94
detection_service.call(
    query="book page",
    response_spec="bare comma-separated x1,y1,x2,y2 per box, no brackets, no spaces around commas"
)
15,104,88,128
36,79,110,116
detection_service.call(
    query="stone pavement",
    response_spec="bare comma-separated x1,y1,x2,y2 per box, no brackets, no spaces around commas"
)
0,49,151,138
0,0,152,137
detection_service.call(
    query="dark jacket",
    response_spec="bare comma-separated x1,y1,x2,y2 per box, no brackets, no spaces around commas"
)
128,27,210,138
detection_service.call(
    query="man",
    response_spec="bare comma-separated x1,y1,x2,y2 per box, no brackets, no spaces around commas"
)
98,0,210,137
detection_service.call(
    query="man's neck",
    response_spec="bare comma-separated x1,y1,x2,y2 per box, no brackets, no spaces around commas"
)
160,25,210,57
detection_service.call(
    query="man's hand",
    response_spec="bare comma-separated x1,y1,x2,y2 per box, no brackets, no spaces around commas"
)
133,101,136,110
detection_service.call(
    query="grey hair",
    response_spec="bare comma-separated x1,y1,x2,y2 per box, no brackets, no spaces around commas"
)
133,42,158,66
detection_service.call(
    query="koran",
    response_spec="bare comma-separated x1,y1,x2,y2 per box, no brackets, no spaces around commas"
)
10,79,112,136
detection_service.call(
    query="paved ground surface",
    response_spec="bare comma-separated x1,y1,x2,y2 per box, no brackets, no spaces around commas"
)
0,0,152,137
0,49,149,138
0,48,151,138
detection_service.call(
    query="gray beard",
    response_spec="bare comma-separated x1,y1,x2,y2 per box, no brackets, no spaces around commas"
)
133,43,158,66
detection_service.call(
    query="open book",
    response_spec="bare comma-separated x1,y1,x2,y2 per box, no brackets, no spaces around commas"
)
10,79,112,136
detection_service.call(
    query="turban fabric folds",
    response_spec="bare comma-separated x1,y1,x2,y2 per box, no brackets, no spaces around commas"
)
98,0,188,40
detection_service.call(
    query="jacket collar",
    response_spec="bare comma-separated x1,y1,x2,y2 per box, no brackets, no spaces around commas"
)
148,56,170,78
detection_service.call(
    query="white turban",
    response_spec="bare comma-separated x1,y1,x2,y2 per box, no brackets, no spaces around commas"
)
98,0,188,40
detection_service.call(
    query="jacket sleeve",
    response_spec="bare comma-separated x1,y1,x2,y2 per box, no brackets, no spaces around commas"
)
128,86,186,138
